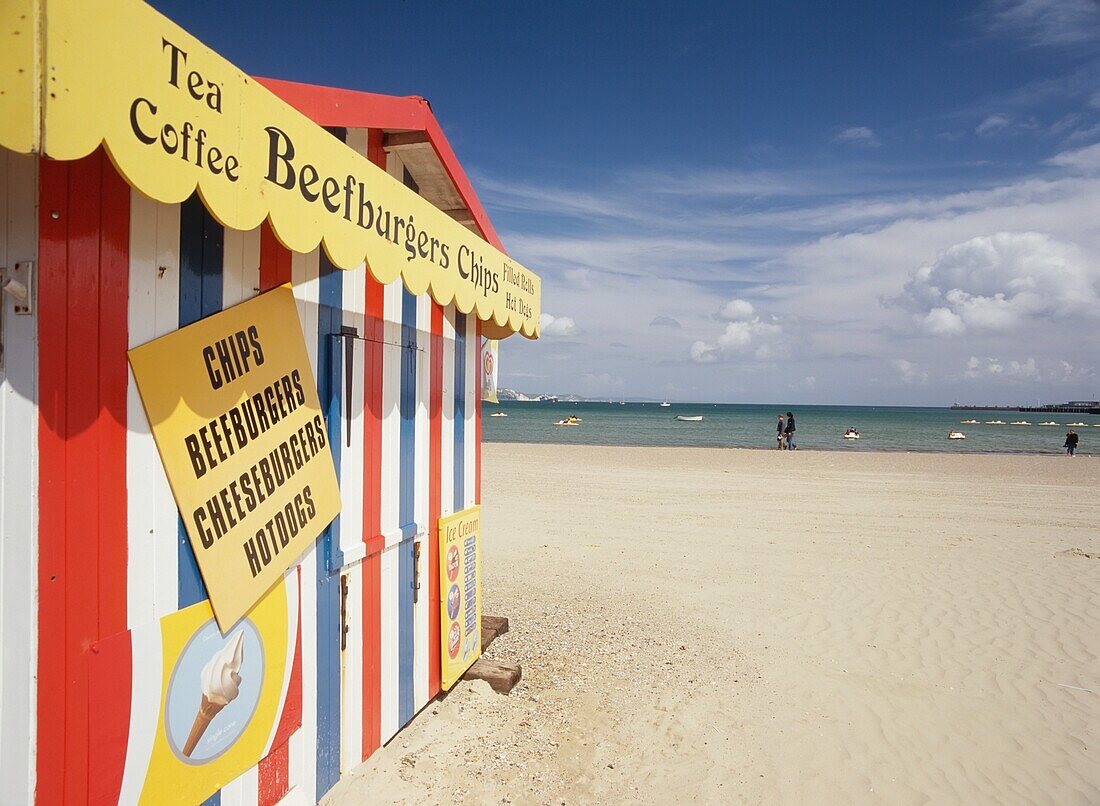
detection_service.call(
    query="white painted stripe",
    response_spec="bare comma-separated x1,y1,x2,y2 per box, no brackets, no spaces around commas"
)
292,249,321,377
440,307,456,517
340,562,363,772
413,294,431,709
380,281,402,548
264,571,301,755
292,541,318,800
116,625,163,805
221,225,261,309
379,545,399,742
464,314,477,508
219,765,259,806
338,267,366,564
126,193,182,627
0,150,39,805
287,728,306,802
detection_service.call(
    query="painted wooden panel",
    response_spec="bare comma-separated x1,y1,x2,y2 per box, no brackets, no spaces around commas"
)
0,148,39,806
19,144,490,806
37,148,131,806
126,191,181,628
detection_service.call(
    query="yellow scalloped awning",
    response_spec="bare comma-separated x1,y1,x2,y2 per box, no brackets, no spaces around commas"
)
0,0,540,338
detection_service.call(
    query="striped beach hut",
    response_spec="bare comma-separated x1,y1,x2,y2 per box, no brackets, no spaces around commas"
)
0,1,541,804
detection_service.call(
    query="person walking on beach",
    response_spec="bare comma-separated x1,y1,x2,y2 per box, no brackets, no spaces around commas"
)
776,414,786,449
785,410,797,450
1064,429,1079,456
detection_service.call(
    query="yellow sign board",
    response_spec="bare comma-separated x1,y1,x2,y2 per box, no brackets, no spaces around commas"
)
128,286,340,630
0,0,540,338
91,579,296,804
439,506,483,690
142,583,291,803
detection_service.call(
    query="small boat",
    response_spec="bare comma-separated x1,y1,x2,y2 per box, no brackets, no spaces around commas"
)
843,430,861,440
1068,422,1087,427
660,401,671,407
985,420,1005,425
490,412,508,417
1039,421,1059,426
961,419,979,424
554,419,580,427
675,415,703,422
949,431,966,440
1010,421,1031,426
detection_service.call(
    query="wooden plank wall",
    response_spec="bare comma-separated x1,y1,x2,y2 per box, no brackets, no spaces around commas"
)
0,147,39,806
13,136,483,804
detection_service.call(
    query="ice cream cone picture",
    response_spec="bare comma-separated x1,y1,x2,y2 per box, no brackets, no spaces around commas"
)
182,630,245,758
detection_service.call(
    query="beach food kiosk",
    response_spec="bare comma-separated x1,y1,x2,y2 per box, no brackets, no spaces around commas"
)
0,0,541,803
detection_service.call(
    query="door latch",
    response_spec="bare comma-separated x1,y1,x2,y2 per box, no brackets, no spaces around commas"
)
339,573,350,651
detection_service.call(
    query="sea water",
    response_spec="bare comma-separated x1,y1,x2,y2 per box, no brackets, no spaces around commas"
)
483,402,1098,455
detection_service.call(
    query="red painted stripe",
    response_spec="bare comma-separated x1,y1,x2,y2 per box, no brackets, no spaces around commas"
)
256,214,296,803
361,127,387,759
257,742,290,806
475,320,483,504
37,149,130,805
259,219,292,291
36,153,70,806
258,570,303,805
87,631,134,806
428,302,444,697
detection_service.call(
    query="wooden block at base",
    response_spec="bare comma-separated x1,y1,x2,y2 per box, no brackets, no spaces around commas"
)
463,658,522,694
481,615,511,652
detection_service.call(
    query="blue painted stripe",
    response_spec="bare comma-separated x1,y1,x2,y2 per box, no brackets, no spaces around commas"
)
177,193,223,608
315,251,343,799
397,288,417,725
454,312,466,508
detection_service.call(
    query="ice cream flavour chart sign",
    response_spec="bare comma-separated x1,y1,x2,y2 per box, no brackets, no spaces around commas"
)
128,285,341,629
439,506,483,690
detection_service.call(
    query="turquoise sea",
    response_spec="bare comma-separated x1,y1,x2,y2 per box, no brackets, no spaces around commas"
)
483,402,1098,455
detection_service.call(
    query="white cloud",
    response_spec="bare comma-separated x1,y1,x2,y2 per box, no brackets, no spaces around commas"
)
716,298,756,321
985,0,1100,47
539,313,577,336
1046,142,1100,172
649,315,682,329
975,113,1012,136
901,231,1100,334
921,307,966,335
833,126,880,147
965,355,1091,381
691,309,784,364
491,121,1100,403
891,359,928,384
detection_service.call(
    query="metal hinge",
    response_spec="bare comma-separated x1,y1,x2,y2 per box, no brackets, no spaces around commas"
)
1,261,34,315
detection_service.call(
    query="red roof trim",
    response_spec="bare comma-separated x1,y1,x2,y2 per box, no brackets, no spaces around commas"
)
255,77,504,251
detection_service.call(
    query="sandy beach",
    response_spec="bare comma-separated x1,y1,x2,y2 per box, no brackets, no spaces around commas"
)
326,444,1100,805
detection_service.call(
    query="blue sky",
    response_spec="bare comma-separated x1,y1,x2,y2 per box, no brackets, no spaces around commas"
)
152,0,1100,405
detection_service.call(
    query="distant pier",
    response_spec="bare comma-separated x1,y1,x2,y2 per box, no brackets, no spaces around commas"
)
951,401,1100,415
